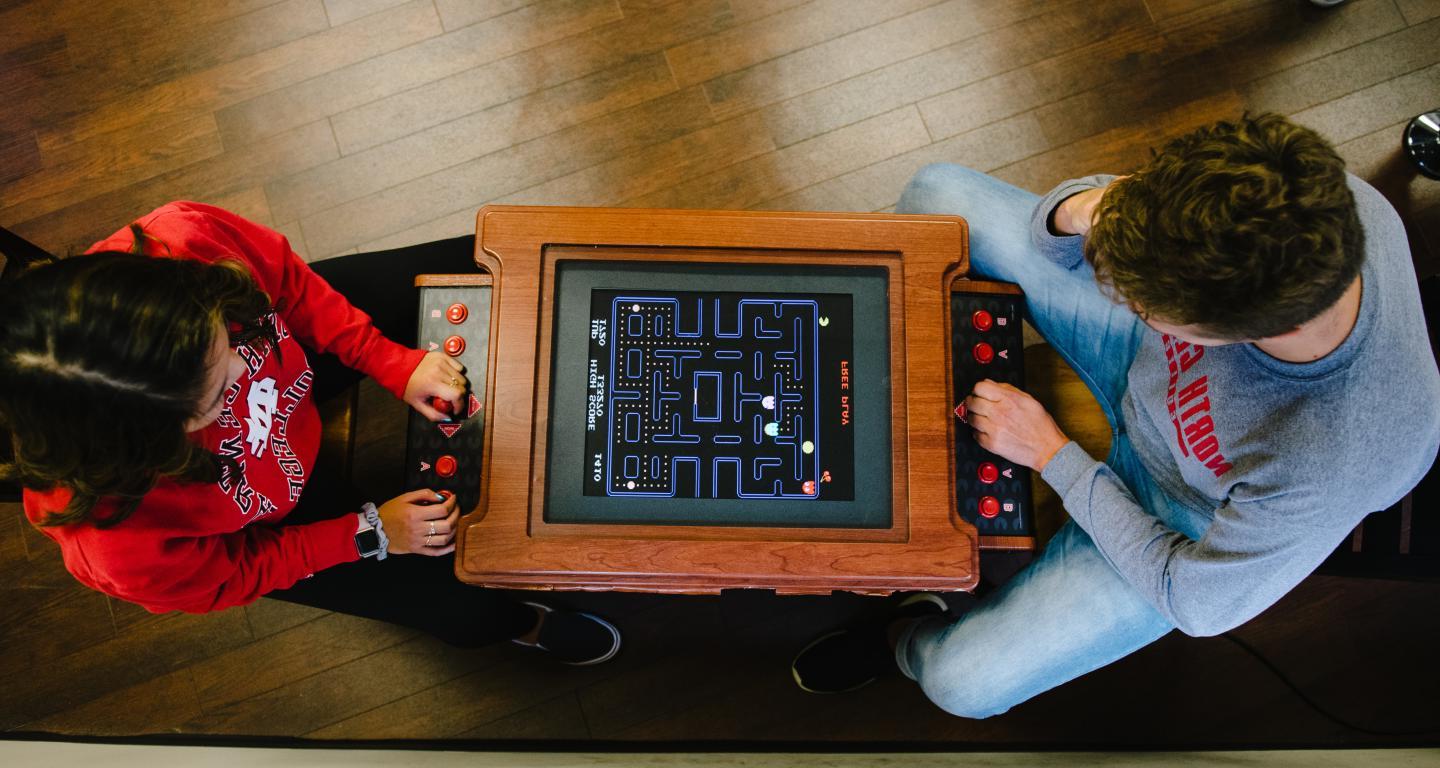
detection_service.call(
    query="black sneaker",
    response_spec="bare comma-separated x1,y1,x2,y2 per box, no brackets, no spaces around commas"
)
791,593,948,694
513,602,622,666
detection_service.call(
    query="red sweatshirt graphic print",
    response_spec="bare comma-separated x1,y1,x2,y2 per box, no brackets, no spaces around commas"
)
1162,334,1233,479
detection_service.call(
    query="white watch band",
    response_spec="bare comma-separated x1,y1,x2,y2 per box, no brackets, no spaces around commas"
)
359,502,389,561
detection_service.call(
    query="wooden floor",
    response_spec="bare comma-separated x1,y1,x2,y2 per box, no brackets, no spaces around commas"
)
3,0,1439,747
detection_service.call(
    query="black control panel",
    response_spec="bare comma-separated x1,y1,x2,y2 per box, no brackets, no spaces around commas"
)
951,282,1034,549
404,282,491,512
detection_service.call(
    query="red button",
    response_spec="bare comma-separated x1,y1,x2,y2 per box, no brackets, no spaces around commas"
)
429,397,455,415
972,310,994,332
973,342,994,364
444,335,465,356
979,496,1000,518
446,303,468,324
977,462,999,484
435,455,458,478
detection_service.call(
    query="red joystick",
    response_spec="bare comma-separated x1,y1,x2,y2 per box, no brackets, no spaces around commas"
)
446,303,468,324
443,335,465,356
973,342,995,364
435,455,458,478
979,496,1001,519
429,397,455,415
972,309,994,332
977,462,999,484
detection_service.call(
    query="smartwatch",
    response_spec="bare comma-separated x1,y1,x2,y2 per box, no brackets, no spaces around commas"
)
355,503,388,560
355,522,383,559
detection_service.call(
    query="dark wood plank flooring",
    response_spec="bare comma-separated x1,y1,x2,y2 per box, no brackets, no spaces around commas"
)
3,0,1438,746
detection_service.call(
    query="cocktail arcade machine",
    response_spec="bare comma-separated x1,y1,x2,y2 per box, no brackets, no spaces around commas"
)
406,207,1034,595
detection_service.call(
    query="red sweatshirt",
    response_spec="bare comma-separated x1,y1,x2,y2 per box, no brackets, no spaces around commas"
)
22,202,427,614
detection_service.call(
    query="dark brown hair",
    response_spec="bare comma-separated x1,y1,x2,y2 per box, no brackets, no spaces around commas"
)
0,229,276,527
1085,113,1364,340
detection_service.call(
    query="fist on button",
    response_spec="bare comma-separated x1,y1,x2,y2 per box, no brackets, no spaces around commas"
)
423,489,453,505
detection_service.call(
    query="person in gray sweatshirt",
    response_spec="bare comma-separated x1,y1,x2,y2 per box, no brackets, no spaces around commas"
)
790,113,1440,717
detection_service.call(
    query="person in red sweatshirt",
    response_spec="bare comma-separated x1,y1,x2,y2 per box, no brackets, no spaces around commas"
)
0,202,619,665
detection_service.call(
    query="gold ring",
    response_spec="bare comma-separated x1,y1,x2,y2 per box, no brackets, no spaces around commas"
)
428,521,437,536
450,377,460,386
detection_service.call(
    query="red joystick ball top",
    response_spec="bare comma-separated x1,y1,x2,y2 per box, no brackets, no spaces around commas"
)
977,462,999,484
446,303,468,324
443,335,465,356
429,397,455,415
972,309,994,332
972,342,995,364
979,496,1001,519
435,455,458,478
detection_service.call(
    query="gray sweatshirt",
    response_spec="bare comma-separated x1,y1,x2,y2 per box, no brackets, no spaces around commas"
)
1034,173,1440,636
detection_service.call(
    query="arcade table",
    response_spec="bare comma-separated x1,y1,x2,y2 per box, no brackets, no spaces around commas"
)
405,207,1035,596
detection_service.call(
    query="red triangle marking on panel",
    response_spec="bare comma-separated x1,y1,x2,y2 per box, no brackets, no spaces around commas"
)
437,422,463,438
467,393,482,418
1002,468,1014,479
419,461,431,472
999,349,1009,359
428,341,439,351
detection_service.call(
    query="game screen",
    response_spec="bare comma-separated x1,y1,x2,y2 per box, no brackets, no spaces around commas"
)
581,290,855,503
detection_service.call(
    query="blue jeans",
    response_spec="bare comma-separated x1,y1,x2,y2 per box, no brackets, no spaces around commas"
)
893,164,1212,718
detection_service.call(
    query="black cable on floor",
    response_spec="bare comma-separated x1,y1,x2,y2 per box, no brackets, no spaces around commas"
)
1221,631,1440,737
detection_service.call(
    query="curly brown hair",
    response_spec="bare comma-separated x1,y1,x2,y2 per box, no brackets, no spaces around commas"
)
0,228,277,528
1084,113,1364,340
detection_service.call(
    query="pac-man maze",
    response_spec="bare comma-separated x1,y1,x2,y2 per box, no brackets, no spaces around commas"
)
584,290,844,502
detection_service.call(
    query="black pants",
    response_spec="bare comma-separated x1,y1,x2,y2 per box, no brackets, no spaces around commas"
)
265,236,535,647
